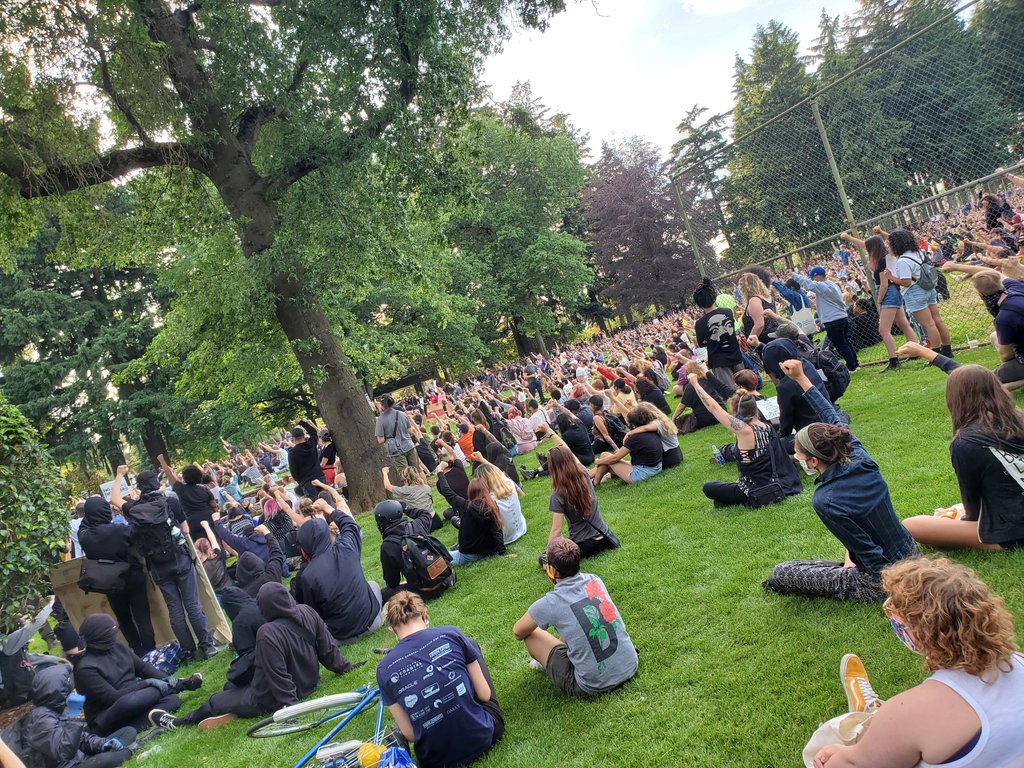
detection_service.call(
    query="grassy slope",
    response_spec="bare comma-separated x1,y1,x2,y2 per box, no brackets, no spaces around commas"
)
149,347,1024,768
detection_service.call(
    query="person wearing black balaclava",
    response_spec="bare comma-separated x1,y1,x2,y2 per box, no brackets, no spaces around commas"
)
149,582,362,732
214,587,266,690
74,614,202,737
78,496,154,656
759,339,829,440
374,500,437,603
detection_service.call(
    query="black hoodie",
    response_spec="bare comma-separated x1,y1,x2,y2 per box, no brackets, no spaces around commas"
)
75,614,166,727
291,517,381,642
250,583,353,711
235,534,286,598
761,339,828,436
78,496,135,565
24,666,107,768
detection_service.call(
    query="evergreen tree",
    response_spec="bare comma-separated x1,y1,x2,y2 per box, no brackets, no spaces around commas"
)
971,0,1024,148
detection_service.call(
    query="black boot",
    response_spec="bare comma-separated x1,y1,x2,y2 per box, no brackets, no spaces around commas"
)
939,344,954,359
880,357,900,372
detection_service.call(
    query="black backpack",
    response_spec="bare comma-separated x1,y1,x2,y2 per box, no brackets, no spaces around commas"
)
493,418,518,451
127,495,179,567
1,716,44,768
600,411,628,448
399,524,455,599
0,647,34,709
791,336,850,403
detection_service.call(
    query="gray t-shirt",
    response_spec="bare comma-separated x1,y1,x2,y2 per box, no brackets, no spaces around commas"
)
550,485,609,545
388,483,434,513
528,573,638,694
375,409,415,455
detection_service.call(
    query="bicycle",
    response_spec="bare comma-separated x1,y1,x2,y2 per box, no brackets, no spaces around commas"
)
248,683,408,768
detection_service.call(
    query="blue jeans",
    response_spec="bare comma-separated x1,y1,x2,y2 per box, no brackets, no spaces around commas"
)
824,317,859,371
450,550,484,566
156,555,212,653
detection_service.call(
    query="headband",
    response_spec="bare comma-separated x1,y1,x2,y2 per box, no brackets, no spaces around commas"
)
796,425,829,461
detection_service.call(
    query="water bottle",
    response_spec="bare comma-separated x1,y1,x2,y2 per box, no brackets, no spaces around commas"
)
710,444,725,466
66,691,85,718
136,745,163,762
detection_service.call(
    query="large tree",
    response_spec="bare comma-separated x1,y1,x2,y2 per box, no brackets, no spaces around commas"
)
585,138,707,312
0,0,565,510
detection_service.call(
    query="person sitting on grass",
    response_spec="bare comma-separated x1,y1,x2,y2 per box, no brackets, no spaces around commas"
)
807,557,1024,768
691,369,802,508
291,504,385,644
377,593,504,768
896,341,1024,552
150,582,363,732
381,465,441,530
471,456,527,544
513,538,638,698
74,614,202,737
622,402,682,470
435,465,506,565
589,408,664,485
544,442,619,559
234,521,287,599
23,665,137,768
763,360,918,602
374,499,440,603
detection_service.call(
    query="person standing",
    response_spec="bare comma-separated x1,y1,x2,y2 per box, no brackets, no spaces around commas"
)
286,421,326,498
791,267,859,372
375,395,421,470
881,227,953,358
693,278,745,388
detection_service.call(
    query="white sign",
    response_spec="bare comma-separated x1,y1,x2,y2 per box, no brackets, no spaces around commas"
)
99,478,131,502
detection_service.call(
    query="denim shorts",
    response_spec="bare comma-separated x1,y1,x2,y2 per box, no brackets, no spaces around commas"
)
630,463,662,483
903,284,937,314
879,283,902,308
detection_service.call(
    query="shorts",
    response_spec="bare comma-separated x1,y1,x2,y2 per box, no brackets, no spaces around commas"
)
903,285,937,314
629,463,662,483
545,645,592,697
879,284,902,308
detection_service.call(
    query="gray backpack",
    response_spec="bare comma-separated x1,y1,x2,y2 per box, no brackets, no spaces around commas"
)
910,253,938,292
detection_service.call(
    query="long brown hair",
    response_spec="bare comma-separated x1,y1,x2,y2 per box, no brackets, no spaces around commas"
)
946,365,1024,442
467,477,503,530
547,447,594,518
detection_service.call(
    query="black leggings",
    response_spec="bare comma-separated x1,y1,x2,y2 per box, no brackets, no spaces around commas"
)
80,727,137,768
107,569,155,655
181,685,265,725
576,536,616,559
662,446,682,470
702,481,749,507
91,689,181,736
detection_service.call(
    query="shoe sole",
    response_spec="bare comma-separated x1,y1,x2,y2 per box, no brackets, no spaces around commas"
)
198,713,238,731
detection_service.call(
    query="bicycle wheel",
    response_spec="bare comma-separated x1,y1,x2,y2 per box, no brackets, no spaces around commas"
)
248,691,366,737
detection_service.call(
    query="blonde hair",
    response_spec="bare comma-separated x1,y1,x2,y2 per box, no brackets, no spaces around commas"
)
399,465,427,486
386,591,426,628
474,463,514,499
882,557,1019,680
738,273,770,306
635,401,677,436
972,270,1003,297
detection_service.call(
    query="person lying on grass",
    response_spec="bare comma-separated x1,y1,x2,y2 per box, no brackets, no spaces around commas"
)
807,557,1024,768
763,360,919,602
895,341,1024,552
513,538,638,697
150,582,362,731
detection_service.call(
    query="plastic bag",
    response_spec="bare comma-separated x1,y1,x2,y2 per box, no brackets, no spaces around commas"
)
377,746,416,768
802,711,875,767
142,642,182,675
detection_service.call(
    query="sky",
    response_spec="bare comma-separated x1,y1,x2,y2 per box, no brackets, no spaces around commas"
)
483,0,861,158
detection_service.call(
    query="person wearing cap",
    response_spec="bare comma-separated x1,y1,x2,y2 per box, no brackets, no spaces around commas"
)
513,538,638,697
763,360,918,601
288,419,326,498
789,267,859,372
374,500,438,602
375,394,421,471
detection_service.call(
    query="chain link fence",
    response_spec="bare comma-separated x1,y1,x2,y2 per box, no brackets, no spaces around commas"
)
669,0,1024,362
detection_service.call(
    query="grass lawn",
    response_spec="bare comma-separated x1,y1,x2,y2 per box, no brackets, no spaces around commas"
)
146,346,1024,768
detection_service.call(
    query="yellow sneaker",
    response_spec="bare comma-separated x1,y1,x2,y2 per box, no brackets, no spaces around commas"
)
841,654,882,713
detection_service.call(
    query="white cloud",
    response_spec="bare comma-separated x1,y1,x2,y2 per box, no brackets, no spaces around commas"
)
678,0,759,17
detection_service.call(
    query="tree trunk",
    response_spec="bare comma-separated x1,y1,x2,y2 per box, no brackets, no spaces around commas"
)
533,331,549,358
595,315,609,334
509,319,531,358
141,423,169,469
271,276,387,512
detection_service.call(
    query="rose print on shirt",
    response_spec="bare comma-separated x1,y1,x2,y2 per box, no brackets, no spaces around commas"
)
572,578,624,670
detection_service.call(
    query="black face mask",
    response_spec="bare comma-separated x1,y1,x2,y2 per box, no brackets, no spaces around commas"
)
983,291,1004,317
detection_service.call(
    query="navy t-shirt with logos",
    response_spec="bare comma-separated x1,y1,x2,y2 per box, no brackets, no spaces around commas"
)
377,626,495,768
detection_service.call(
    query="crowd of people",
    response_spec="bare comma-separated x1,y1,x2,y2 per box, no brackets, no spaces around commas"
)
4,178,1024,768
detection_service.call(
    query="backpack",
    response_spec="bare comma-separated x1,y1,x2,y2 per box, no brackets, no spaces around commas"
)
647,364,671,392
909,253,938,292
792,337,850,403
1,716,44,768
0,647,34,709
127,495,180,567
493,418,517,451
599,411,628,448
399,524,455,599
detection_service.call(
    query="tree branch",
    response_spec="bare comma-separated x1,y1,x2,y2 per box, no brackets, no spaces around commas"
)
1,143,199,199
235,59,308,151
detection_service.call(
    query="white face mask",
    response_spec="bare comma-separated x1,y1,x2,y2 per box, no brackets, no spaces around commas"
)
797,456,817,476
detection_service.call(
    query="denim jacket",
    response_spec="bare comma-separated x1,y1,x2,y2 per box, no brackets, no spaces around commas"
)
802,385,918,578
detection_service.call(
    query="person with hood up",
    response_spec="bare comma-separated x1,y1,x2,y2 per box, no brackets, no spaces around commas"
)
763,360,918,601
77,496,154,655
73,614,202,737
22,665,136,768
290,512,385,644
234,528,287,598
759,338,829,439
375,500,440,603
150,583,362,731
897,342,1024,551
217,587,266,689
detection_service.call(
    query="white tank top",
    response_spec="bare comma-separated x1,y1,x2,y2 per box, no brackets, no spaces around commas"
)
918,654,1024,768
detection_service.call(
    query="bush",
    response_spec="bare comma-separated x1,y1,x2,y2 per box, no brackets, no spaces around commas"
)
0,393,68,632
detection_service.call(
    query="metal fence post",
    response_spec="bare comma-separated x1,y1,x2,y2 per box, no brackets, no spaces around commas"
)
670,177,707,280
810,98,878,299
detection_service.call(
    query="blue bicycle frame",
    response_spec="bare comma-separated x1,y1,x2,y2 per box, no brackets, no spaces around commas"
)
292,685,383,768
